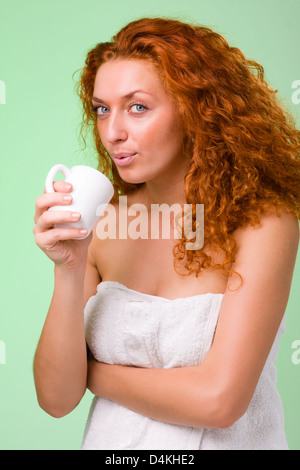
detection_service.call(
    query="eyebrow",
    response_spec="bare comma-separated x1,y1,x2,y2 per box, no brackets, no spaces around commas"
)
92,90,153,103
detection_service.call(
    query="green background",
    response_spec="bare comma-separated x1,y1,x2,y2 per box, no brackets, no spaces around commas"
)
0,0,299,450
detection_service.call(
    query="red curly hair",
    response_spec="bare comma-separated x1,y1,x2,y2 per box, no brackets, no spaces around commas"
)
76,17,300,282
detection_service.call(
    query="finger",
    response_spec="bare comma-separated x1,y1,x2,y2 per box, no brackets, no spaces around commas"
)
34,192,73,223
34,227,89,247
43,181,72,194
53,181,73,192
36,210,81,232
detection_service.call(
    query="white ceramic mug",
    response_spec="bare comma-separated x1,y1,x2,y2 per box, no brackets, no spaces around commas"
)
45,164,114,238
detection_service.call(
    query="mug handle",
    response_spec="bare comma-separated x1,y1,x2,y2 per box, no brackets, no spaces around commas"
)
45,164,71,193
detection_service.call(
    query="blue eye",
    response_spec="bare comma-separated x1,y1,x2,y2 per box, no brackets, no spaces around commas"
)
92,102,148,117
93,105,109,116
131,103,147,113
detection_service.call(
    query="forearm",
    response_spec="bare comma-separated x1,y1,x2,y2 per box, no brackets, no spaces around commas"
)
34,265,87,417
87,361,227,429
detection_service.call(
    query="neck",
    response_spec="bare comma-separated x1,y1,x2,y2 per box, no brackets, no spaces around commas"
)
139,158,189,208
141,176,186,208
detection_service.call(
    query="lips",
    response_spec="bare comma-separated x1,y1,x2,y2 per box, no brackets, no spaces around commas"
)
112,152,137,167
112,152,136,159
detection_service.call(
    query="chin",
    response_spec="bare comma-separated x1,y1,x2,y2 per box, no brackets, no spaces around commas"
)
116,167,148,186
121,176,146,186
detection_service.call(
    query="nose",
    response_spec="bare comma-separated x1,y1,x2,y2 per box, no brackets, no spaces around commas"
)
105,111,128,144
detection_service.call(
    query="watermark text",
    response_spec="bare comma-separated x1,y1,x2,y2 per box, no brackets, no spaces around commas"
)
291,340,300,365
291,80,300,105
96,197,204,250
0,340,6,365
0,80,6,104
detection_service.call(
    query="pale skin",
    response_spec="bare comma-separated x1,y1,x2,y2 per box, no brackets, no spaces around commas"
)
33,59,299,428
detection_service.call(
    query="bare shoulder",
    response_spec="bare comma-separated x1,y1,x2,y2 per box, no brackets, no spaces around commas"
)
233,205,299,245
230,206,299,285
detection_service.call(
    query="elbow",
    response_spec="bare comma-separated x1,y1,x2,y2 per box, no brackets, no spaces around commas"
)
36,393,84,419
34,377,87,418
44,406,71,419
37,398,73,419
213,409,241,430
43,408,68,419
199,387,249,430
215,399,244,430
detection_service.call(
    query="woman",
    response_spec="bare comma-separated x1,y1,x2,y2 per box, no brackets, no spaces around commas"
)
33,18,300,450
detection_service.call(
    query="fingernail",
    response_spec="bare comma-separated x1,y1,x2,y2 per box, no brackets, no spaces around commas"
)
79,229,88,235
71,212,80,219
63,195,72,201
65,183,72,190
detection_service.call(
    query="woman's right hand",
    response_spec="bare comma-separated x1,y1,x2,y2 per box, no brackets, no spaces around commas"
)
33,180,93,269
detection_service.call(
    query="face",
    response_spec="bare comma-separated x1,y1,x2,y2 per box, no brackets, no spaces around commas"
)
92,59,187,186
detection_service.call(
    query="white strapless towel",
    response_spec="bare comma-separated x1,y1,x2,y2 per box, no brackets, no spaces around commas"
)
81,281,288,450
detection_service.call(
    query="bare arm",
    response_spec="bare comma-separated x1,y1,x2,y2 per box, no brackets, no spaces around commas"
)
87,208,299,428
33,257,100,418
33,181,100,418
